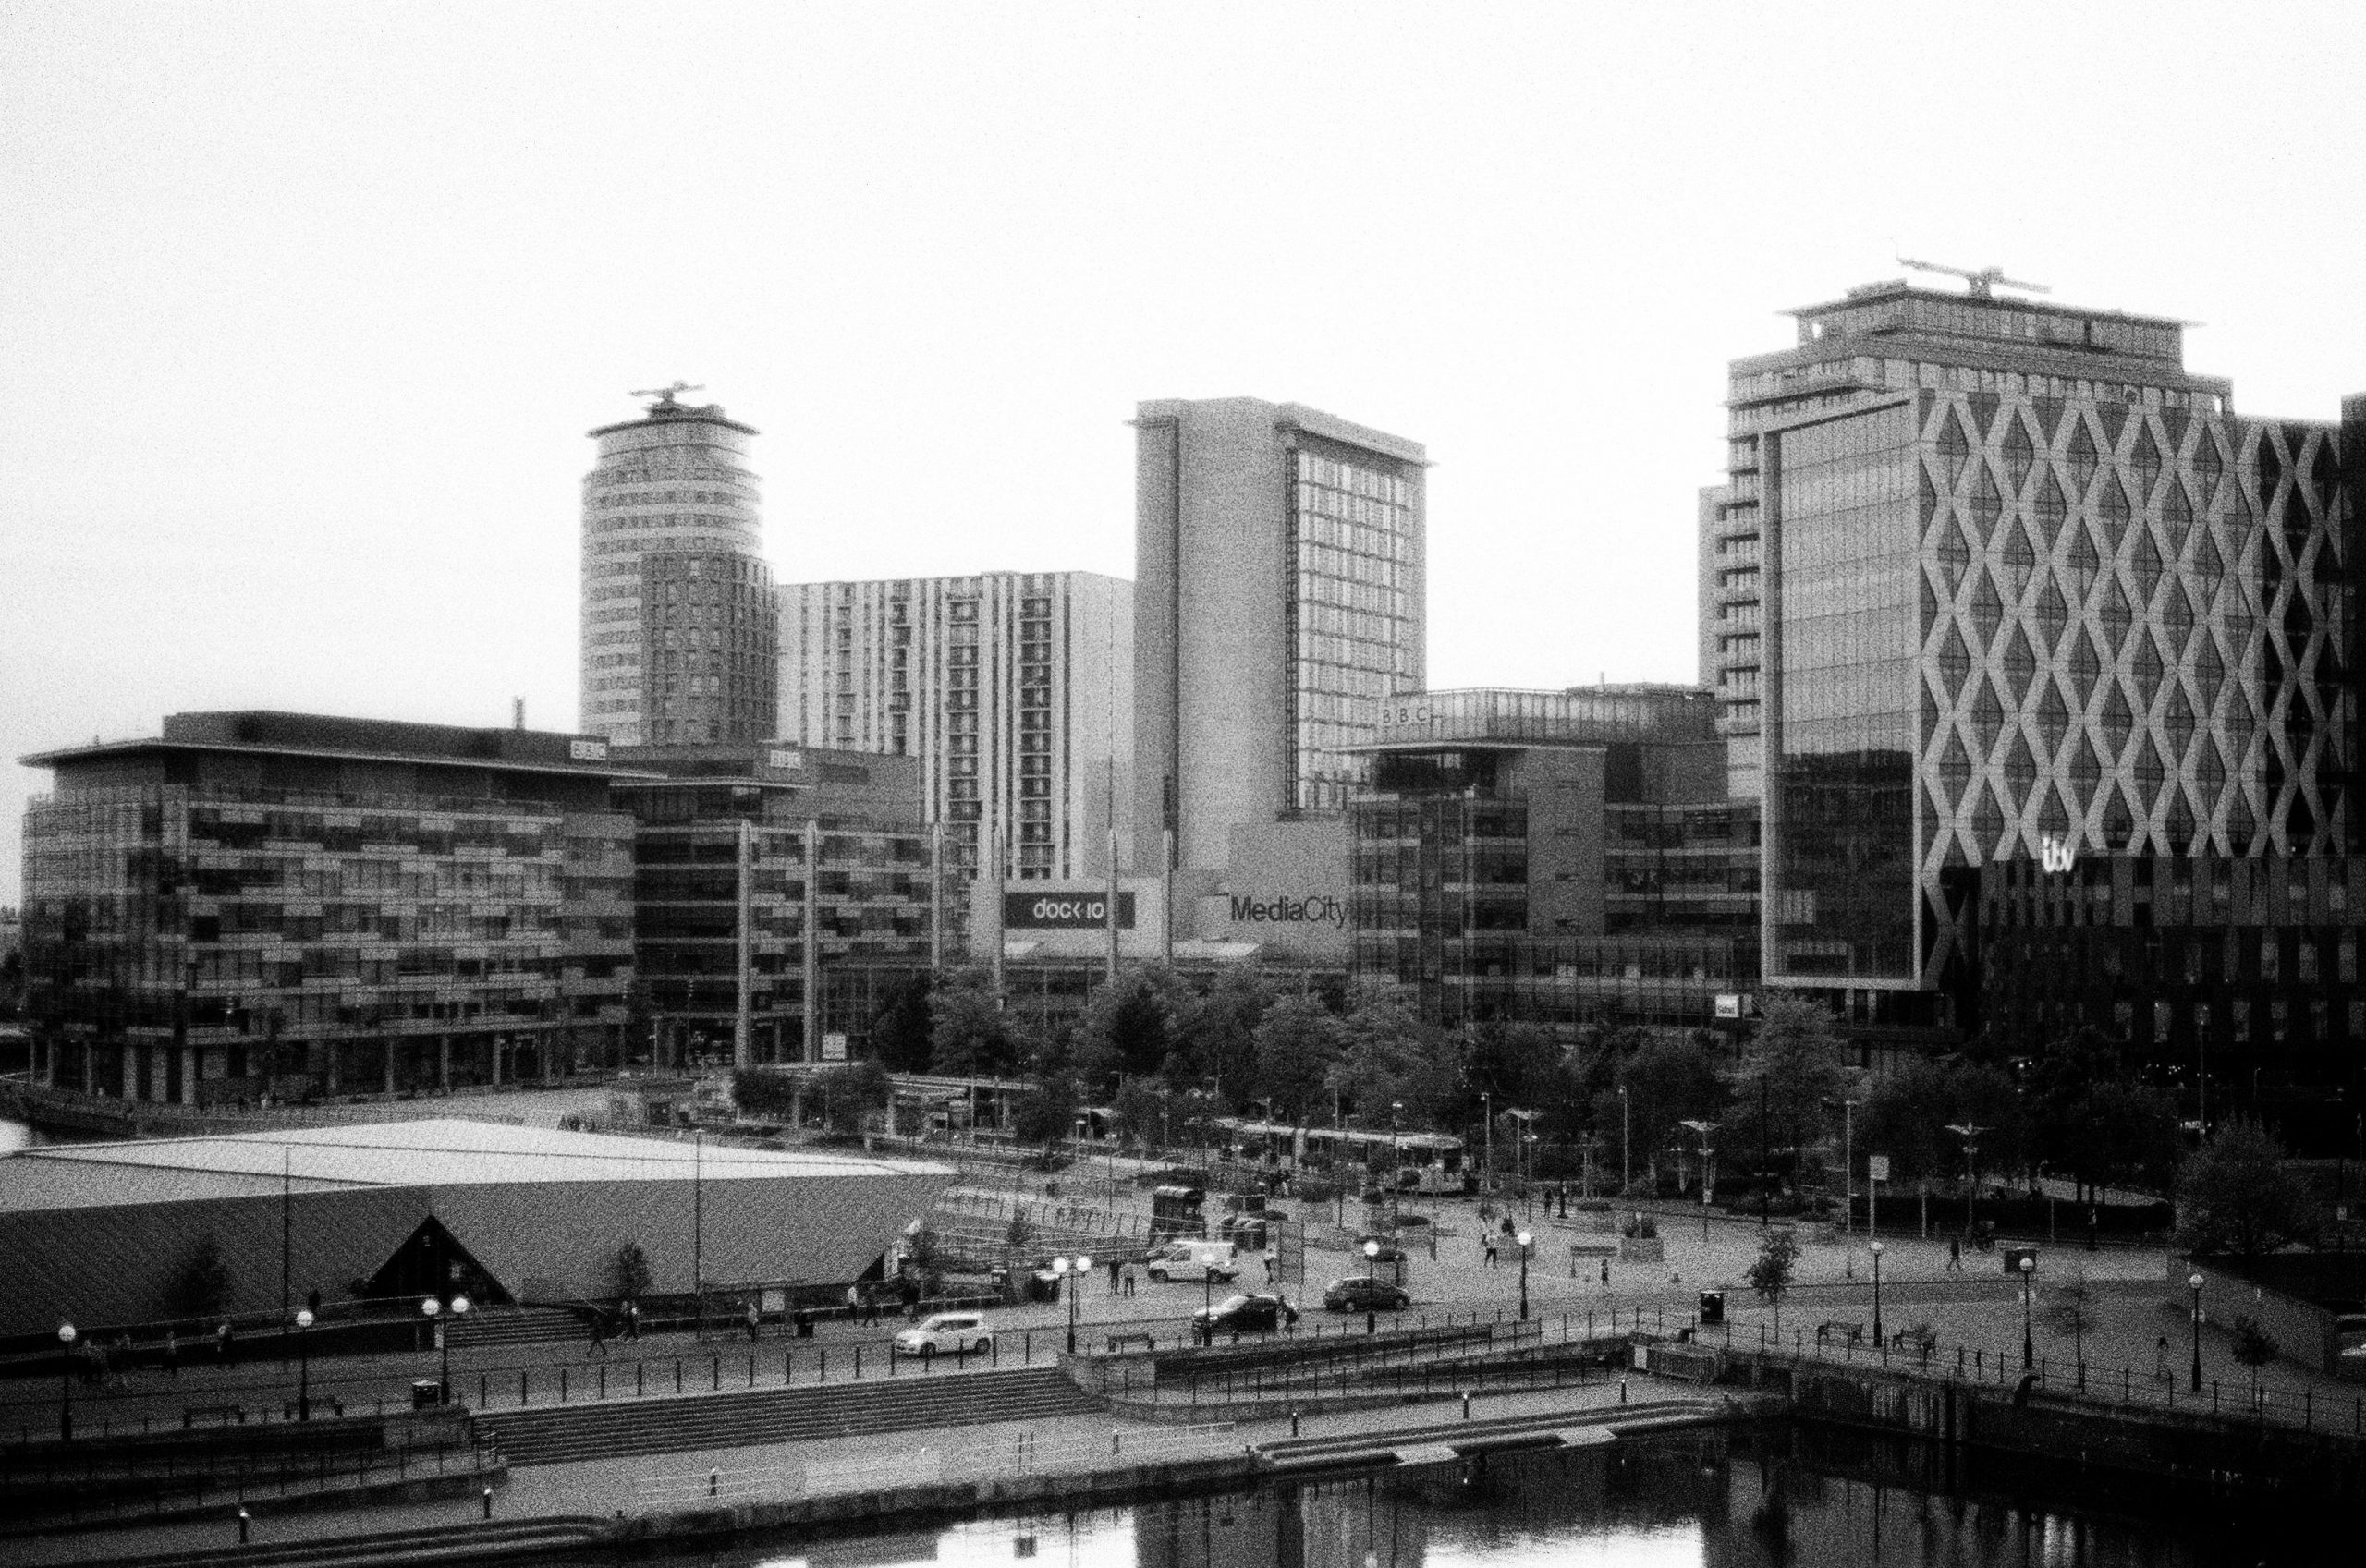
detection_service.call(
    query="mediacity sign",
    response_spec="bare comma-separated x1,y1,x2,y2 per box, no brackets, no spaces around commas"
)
1226,892,1346,928
1004,892,1136,930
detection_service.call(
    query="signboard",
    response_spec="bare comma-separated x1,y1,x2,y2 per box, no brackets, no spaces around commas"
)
767,748,805,772
1714,993,1743,1019
1003,892,1135,930
821,1032,848,1062
1275,1220,1306,1286
568,738,609,760
1868,1155,1891,1183
2039,834,2077,874
1376,700,1434,729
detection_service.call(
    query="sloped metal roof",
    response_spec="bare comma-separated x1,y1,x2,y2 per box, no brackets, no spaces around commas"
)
1,1118,954,1212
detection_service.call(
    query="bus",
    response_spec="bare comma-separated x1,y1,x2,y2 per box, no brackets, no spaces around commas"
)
1216,1119,1470,1195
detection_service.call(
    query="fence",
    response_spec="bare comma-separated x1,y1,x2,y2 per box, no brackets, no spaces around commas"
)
632,1420,1239,1507
1708,1319,2366,1440
1,1432,494,1531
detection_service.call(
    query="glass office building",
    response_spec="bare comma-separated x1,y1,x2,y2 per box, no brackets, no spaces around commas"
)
1711,280,2358,1028
1348,687,1759,1034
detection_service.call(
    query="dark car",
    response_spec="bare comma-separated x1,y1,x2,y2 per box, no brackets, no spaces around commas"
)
1191,1293,1299,1336
1323,1277,1411,1312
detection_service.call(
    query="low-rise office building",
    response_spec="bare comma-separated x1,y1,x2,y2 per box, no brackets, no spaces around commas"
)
611,743,939,1065
18,712,644,1105
1348,687,1761,1034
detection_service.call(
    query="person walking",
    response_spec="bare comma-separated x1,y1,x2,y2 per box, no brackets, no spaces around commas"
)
623,1300,640,1341
1108,1258,1122,1295
1121,1261,1137,1297
1946,1235,1962,1271
847,1283,861,1320
162,1329,178,1378
1483,1234,1499,1270
744,1300,762,1343
864,1290,881,1327
214,1319,234,1367
589,1311,610,1356
1600,1258,1611,1287
2155,1333,2173,1385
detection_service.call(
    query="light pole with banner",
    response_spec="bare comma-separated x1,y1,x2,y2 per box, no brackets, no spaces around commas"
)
1678,1119,1719,1242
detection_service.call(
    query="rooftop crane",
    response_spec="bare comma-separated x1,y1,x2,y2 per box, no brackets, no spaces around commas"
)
1896,259,2050,298
629,381,705,407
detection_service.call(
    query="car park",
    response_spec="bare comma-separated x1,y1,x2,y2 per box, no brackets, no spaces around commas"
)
892,1311,994,1358
1323,1276,1410,1312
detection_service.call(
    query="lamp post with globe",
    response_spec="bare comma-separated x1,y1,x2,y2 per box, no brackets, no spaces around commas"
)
421,1294,470,1404
2018,1255,2036,1369
1051,1255,1092,1354
1516,1230,1533,1321
294,1307,315,1419
1869,1241,1885,1349
2189,1271,2205,1392
55,1321,76,1441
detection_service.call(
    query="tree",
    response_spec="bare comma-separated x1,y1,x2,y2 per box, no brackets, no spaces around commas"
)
2041,1264,2099,1388
2230,1314,2279,1405
1072,966,1194,1088
929,967,1024,1077
1595,1034,1726,1190
2177,1119,2322,1264
1325,983,1457,1128
1728,998,1848,1200
867,974,936,1073
1010,1076,1081,1161
1251,995,1348,1124
612,1242,652,1303
815,1059,893,1134
1747,1228,1800,1333
165,1234,233,1319
1167,967,1273,1096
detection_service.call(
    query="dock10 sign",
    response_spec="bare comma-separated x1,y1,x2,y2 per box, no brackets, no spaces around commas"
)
1004,892,1136,930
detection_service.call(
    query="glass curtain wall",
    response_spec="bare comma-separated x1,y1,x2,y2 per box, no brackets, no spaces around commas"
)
1288,448,1416,811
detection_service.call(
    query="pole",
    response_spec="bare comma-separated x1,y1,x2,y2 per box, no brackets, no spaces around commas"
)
988,826,1006,997
1104,820,1120,984
1619,1086,1630,1194
735,818,753,1067
1871,1245,1884,1345
1842,1100,1854,1258
692,1133,704,1336
2189,1274,2204,1392
929,821,944,972
1161,826,1175,965
801,820,821,1064
2020,1258,2035,1369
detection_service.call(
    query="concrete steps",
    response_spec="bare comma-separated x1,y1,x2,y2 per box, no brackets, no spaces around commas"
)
445,1307,586,1350
477,1366,1104,1467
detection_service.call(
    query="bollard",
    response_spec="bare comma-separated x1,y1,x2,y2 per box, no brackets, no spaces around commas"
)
238,1507,250,1544
709,1467,719,1498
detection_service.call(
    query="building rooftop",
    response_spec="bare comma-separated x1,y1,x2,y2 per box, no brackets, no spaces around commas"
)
1351,687,1718,752
20,711,663,781
0,1118,956,1213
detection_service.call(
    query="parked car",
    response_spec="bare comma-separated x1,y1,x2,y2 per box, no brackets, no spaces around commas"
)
1145,1239,1239,1283
1323,1276,1410,1313
892,1312,994,1358
1191,1293,1299,1336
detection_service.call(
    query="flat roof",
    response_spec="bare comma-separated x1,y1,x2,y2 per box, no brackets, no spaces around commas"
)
0,1118,956,1212
19,737,664,781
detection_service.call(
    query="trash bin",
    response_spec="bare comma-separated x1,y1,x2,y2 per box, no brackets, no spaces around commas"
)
410,1380,443,1410
1698,1290,1726,1327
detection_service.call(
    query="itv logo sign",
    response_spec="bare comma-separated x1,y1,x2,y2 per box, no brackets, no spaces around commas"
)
2038,835,2077,874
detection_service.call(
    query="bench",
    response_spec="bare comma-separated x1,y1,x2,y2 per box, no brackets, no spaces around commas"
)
1890,1326,1938,1353
1814,1320,1864,1348
1105,1331,1156,1354
183,1404,245,1428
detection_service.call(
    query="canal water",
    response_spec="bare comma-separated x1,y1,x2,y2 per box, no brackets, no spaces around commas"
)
560,1425,2342,1567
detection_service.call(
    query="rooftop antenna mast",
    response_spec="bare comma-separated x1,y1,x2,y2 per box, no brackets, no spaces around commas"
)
1896,258,2051,299
629,381,705,408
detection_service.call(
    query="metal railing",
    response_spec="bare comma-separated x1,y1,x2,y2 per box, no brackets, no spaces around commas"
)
633,1420,1239,1506
1,1434,495,1531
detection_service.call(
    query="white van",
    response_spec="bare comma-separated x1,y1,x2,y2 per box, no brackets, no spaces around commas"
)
1145,1239,1238,1283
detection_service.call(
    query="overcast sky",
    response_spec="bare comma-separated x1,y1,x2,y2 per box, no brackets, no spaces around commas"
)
7,1,2366,904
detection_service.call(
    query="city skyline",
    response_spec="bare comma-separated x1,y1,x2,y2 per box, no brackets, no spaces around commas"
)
13,3,2366,906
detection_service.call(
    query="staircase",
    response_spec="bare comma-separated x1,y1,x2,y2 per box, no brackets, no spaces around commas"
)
445,1306,587,1350
476,1366,1104,1466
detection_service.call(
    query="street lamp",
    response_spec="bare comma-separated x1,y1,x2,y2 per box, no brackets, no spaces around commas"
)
294,1307,315,1419
1616,1085,1631,1194
55,1321,75,1441
1515,1230,1532,1321
1678,1119,1720,1242
1389,1101,1404,1224
421,1294,470,1404
2188,1271,2205,1392
1052,1255,1092,1354
1363,1238,1382,1335
1869,1241,1884,1348
1945,1122,1986,1243
2018,1255,2036,1369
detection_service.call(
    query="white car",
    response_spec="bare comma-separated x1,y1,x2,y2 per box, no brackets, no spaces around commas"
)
893,1311,994,1358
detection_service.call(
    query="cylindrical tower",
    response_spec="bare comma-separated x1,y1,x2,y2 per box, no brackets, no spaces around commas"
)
579,390,773,746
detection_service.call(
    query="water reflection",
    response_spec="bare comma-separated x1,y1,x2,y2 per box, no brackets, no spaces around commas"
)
608,1421,2336,1568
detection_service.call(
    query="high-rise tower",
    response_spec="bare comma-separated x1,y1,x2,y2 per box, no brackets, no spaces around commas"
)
1133,397,1426,876
579,385,777,748
1707,277,2357,1025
